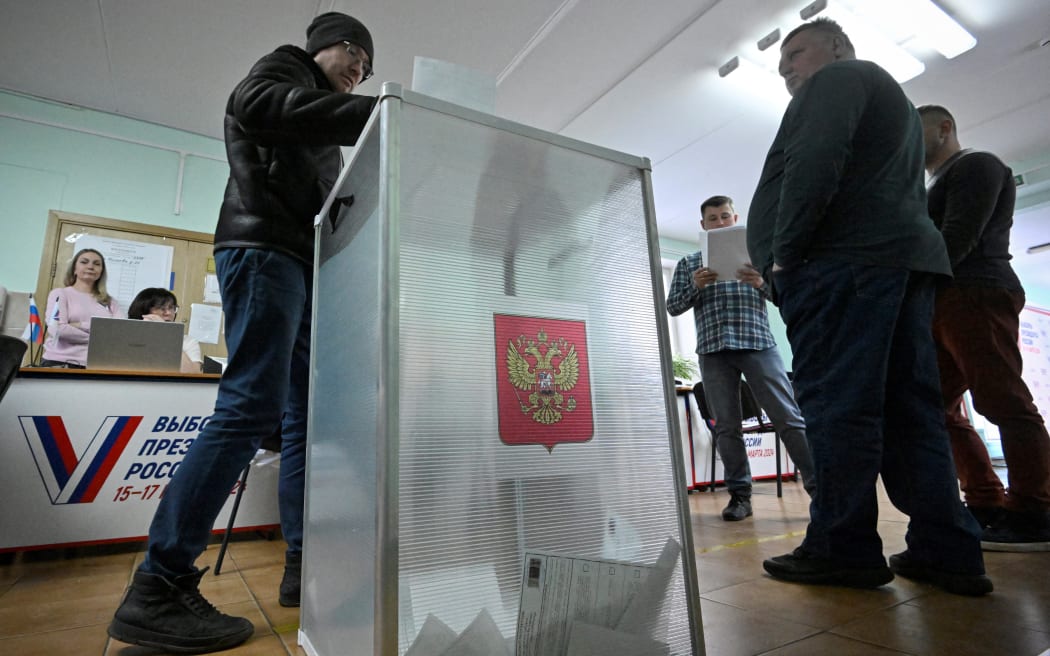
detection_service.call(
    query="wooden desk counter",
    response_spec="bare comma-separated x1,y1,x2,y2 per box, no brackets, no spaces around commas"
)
18,366,220,382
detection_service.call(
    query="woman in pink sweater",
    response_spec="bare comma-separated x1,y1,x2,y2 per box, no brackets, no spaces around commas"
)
41,248,122,367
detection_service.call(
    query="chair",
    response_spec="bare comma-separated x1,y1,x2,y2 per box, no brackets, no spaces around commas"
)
693,379,789,498
214,427,282,574
0,335,28,406
691,382,720,493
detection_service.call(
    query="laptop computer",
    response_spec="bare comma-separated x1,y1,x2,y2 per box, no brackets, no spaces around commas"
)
87,317,184,372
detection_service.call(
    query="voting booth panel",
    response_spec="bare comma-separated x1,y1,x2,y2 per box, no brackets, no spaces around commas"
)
303,84,702,656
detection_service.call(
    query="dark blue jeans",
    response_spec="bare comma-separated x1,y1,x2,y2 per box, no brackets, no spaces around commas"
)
776,260,984,574
142,248,312,578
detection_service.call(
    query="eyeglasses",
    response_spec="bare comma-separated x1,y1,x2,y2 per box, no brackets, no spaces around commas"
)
153,304,179,315
342,41,373,81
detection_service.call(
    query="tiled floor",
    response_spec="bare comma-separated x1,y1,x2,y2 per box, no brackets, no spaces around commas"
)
2,481,1049,655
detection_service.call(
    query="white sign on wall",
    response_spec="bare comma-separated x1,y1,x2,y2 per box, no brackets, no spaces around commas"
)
1020,305,1050,421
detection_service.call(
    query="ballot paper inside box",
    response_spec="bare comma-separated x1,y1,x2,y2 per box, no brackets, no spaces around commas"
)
401,540,679,656
514,540,680,656
303,82,703,656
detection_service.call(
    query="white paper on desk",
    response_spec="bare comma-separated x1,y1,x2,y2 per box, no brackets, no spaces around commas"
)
704,224,751,280
565,621,670,656
188,303,222,344
411,56,496,114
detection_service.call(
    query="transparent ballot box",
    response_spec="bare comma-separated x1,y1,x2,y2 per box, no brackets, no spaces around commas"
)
303,82,703,656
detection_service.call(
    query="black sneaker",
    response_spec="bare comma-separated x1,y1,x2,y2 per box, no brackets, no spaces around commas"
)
722,493,753,521
967,504,1005,529
888,550,993,596
763,547,893,589
279,551,302,607
108,568,254,654
981,510,1050,552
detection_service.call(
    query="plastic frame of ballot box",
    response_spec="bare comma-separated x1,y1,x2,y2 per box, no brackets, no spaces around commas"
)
301,82,704,656
0,370,280,551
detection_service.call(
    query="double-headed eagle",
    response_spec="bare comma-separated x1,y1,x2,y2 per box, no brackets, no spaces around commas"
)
506,329,580,425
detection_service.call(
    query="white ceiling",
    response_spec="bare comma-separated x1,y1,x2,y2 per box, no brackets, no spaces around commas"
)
2,0,1049,287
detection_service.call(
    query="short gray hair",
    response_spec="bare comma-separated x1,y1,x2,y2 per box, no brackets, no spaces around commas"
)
783,18,855,56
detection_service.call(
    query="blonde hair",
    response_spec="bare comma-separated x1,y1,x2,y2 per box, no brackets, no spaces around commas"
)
64,248,113,305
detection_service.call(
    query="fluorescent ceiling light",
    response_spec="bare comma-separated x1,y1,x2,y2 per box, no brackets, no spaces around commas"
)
720,0,974,91
757,28,781,52
871,0,976,58
718,56,741,78
719,56,790,109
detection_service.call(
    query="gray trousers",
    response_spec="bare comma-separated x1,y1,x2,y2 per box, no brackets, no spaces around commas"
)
698,346,815,496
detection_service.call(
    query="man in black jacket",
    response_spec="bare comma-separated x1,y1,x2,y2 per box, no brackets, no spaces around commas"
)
109,13,377,652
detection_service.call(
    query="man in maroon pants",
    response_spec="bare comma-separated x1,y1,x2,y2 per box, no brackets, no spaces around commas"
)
920,104,1050,552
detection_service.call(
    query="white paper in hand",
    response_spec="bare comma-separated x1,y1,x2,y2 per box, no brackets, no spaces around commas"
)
704,225,750,280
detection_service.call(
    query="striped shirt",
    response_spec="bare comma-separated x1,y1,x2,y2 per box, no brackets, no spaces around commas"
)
666,251,775,355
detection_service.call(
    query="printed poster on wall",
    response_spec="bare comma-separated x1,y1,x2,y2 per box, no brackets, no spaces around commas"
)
1020,305,1050,421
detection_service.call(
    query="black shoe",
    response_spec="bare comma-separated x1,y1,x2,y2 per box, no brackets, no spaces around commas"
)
279,552,302,607
981,510,1050,552
722,493,753,521
108,568,254,654
763,547,893,589
967,504,1005,529
888,551,992,596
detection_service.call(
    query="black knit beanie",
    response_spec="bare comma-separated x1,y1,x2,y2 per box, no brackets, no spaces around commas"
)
305,12,374,67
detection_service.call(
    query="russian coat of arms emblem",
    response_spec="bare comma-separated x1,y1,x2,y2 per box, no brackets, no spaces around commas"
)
493,314,593,450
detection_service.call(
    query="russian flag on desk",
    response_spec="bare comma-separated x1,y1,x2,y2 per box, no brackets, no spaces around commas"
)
21,295,43,344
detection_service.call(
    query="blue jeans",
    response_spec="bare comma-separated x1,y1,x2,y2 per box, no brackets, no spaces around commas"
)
142,248,312,578
698,347,815,496
776,260,984,573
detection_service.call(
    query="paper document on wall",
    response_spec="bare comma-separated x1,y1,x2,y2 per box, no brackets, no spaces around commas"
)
188,303,222,344
704,224,750,280
203,274,222,303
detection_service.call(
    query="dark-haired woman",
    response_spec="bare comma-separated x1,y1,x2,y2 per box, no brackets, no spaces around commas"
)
128,287,202,373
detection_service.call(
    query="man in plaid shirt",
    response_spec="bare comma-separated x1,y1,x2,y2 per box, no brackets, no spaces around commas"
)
667,195,814,521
